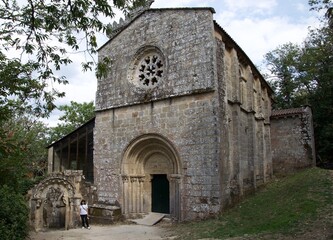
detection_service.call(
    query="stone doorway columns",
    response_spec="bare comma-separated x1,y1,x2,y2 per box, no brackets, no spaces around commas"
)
121,134,182,220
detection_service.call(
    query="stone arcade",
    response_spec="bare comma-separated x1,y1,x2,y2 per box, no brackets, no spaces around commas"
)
29,3,316,230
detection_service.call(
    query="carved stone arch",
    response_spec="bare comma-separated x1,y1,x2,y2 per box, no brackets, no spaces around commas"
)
30,172,82,231
34,177,75,199
122,134,181,174
121,133,182,220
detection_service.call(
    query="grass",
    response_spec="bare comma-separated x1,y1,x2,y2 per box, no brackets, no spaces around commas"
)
168,167,333,239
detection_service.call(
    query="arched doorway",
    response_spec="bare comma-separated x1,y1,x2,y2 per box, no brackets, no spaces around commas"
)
121,134,181,220
151,174,169,213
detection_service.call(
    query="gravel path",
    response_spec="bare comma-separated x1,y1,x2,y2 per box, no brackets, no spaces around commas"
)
29,224,173,240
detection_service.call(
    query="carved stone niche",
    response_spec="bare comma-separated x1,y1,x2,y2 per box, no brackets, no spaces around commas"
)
28,171,83,231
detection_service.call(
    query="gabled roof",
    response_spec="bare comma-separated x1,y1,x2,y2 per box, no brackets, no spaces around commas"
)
98,7,273,95
98,7,216,51
98,6,275,100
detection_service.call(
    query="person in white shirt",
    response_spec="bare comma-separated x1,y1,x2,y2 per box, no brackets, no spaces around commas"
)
80,200,90,229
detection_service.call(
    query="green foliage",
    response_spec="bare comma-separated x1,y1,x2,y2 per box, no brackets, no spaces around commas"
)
0,113,49,191
264,2,333,162
0,0,148,162
0,53,60,120
265,43,307,108
96,56,112,79
48,101,95,143
0,185,29,240
305,26,333,161
309,0,333,28
58,101,95,126
170,168,333,239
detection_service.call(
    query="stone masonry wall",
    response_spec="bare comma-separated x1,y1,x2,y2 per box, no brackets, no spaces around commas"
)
215,34,273,208
94,92,222,220
94,8,221,221
271,107,316,174
96,8,216,111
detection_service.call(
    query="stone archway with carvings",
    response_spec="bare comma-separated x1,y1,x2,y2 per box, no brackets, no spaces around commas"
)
121,134,182,220
29,171,83,231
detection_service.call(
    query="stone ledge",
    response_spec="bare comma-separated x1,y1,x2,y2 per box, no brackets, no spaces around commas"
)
89,204,123,224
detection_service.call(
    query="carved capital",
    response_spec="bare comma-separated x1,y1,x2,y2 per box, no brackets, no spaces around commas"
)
122,175,130,183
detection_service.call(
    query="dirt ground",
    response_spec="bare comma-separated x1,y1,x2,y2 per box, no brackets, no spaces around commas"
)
29,223,174,240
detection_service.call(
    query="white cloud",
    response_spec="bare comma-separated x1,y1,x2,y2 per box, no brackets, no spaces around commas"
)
216,15,312,65
223,0,277,14
152,0,215,8
215,4,319,67
295,2,307,12
43,52,97,126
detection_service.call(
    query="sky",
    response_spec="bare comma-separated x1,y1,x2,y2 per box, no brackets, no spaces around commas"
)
46,0,320,126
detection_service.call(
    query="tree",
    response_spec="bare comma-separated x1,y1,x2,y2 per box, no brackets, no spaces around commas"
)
0,186,29,240
304,27,333,162
264,43,306,109
264,0,333,162
309,0,333,28
0,110,49,191
48,101,95,144
0,0,149,121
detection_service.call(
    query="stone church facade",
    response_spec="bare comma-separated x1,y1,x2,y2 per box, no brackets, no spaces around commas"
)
93,6,273,221
29,4,315,231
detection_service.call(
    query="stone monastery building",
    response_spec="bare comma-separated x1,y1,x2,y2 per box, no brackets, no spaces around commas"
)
94,6,274,220
29,2,316,231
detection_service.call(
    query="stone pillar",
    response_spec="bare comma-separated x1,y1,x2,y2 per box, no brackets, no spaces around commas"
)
169,174,181,221
129,176,145,215
130,176,135,213
34,198,43,231
122,175,146,216
122,175,129,214
65,196,70,230
133,177,139,213
48,147,54,174
264,123,272,181
138,176,145,213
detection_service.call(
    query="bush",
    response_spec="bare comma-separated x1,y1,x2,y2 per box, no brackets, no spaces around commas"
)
0,185,29,240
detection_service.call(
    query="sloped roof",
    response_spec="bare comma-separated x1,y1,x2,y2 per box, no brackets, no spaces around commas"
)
271,107,307,118
98,7,216,51
47,117,95,148
213,21,274,95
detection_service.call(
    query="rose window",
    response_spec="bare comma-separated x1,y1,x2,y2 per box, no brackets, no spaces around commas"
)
137,55,164,87
128,46,165,89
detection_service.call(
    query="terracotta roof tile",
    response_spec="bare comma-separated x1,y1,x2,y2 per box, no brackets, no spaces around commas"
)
271,108,305,117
